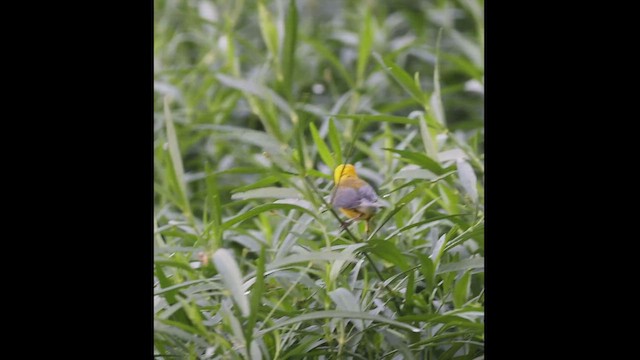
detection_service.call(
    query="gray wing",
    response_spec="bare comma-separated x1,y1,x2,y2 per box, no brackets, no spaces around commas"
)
331,184,378,209
331,187,361,209
356,183,378,203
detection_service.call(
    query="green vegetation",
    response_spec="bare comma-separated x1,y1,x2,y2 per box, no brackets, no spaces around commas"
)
154,0,484,358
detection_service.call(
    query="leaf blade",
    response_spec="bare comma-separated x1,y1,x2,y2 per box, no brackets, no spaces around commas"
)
212,248,250,317
281,0,298,100
454,271,472,309
384,148,444,175
328,118,343,165
333,113,418,125
356,8,373,85
309,122,336,170
222,203,318,231
230,187,301,200
163,96,191,218
373,52,426,107
257,311,420,335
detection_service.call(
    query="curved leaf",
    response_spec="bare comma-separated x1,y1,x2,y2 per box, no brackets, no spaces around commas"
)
230,187,300,200
257,311,420,335
222,203,318,230
213,249,249,317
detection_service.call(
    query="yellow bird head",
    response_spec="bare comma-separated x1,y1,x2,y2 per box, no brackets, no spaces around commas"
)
333,163,357,184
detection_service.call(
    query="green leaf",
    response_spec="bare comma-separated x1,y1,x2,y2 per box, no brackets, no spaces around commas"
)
440,343,465,360
224,25,240,76
212,248,250,317
246,245,266,343
205,162,222,249
437,257,484,274
231,176,281,193
397,313,483,330
457,159,478,203
257,311,420,336
309,122,335,169
153,279,220,296
163,96,191,218
220,298,247,348
396,186,425,206
382,330,416,360
230,187,301,200
327,118,343,165
438,181,460,215
216,74,293,117
373,52,427,107
404,270,415,312
257,0,278,59
418,111,439,159
203,125,280,154
222,203,318,230
274,213,315,259
155,320,210,347
450,29,482,68
307,168,331,180
367,239,411,271
384,148,444,175
444,223,484,252
250,341,262,360
393,168,438,180
329,288,361,313
430,234,447,268
454,271,472,308
155,265,181,306
333,113,418,125
418,254,435,294
304,39,354,87
356,8,373,85
199,125,293,171
438,148,468,162
294,113,308,171
179,299,209,339
429,28,446,125
441,52,483,80
385,214,465,242
266,251,356,271
397,169,455,183
213,166,272,176
279,335,326,359
154,258,197,273
247,94,285,142
281,0,298,101
329,243,367,283
329,288,365,332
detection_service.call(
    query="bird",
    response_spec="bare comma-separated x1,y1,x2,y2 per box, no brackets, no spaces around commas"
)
330,164,384,234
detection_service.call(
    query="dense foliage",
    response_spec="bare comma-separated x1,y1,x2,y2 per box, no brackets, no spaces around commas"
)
154,0,484,358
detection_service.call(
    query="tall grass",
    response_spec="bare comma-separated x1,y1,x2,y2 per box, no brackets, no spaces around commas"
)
154,0,484,358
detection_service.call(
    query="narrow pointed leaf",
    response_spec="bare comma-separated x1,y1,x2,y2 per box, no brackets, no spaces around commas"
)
309,122,335,169
213,249,249,317
257,311,420,335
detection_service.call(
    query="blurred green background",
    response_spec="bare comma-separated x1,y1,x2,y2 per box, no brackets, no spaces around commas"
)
155,0,484,358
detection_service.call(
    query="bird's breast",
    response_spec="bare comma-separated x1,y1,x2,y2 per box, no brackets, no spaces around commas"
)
337,177,366,189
